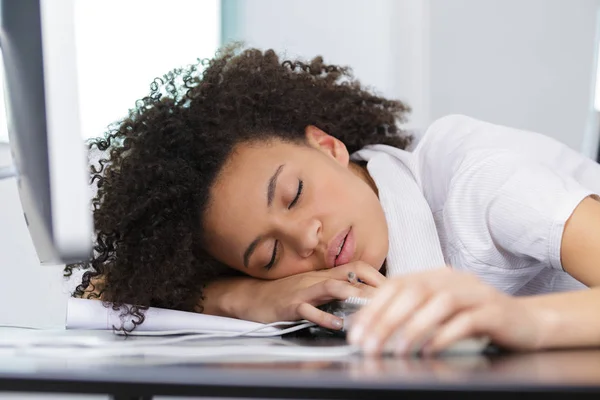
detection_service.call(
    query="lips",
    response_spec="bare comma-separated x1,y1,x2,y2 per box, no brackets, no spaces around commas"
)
326,227,355,268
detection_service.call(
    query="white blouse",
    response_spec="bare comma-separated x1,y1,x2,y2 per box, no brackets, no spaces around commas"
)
353,115,600,296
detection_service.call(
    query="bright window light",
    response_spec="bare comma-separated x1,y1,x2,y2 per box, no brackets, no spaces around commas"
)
74,0,220,140
0,0,220,143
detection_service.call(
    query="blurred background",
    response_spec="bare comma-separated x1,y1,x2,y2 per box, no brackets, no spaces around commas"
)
220,0,600,158
0,2,598,397
1,0,600,336
2,0,600,158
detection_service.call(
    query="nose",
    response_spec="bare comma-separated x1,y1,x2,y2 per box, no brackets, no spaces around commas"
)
283,217,321,258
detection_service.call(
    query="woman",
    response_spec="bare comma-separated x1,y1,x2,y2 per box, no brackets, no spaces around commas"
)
69,45,600,355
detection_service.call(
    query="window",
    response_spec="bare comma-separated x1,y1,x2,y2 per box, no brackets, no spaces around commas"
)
0,0,221,143
74,0,221,140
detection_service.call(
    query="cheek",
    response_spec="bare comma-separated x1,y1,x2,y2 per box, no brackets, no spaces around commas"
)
312,173,355,209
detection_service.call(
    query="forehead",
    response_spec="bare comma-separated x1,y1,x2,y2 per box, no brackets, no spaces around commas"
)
217,140,309,191
204,140,311,249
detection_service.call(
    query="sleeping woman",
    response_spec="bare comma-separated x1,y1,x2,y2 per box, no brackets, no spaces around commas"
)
68,45,600,356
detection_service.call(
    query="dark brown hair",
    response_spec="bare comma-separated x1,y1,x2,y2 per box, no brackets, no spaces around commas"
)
65,45,411,330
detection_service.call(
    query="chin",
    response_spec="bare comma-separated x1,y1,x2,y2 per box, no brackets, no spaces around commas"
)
361,253,386,272
374,260,386,273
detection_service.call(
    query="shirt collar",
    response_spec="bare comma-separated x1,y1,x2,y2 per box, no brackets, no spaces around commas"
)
351,145,445,277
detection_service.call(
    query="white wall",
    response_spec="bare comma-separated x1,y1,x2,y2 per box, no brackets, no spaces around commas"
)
222,0,431,131
226,0,600,155
429,0,600,154
0,144,70,329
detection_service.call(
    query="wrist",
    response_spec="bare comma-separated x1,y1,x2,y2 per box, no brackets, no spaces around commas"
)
517,288,600,350
518,296,564,350
201,277,260,319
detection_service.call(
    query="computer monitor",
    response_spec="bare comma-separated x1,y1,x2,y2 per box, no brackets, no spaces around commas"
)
0,0,92,264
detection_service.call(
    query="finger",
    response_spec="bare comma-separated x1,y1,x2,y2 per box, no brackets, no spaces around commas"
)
300,279,364,305
348,270,467,351
423,306,496,355
335,262,386,287
346,280,405,345
354,284,429,355
399,287,492,354
296,303,344,330
354,284,377,299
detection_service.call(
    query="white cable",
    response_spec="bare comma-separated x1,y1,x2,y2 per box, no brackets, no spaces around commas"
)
116,320,313,337
109,321,316,347
0,165,17,180
117,320,308,336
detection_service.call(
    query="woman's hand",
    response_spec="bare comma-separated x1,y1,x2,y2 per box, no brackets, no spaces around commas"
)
348,268,547,355
204,261,385,330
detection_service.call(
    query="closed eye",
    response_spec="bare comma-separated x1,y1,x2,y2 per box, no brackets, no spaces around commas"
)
265,179,302,271
264,241,278,271
288,179,303,209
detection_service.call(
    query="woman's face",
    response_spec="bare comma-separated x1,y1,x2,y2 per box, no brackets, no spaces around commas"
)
203,126,389,279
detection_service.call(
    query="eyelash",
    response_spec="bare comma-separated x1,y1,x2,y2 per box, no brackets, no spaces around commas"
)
264,179,303,271
288,179,303,209
264,242,278,271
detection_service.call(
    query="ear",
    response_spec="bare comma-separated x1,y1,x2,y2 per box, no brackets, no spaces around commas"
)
304,125,350,167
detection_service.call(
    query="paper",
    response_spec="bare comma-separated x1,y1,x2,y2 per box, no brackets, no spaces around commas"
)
66,297,281,334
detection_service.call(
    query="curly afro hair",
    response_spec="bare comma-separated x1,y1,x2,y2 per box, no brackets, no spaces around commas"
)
65,45,412,330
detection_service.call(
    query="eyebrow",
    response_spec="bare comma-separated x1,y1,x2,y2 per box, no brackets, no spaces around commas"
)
267,164,285,207
243,164,285,268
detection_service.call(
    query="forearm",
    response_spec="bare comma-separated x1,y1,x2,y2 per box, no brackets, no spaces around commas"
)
199,276,261,318
519,287,600,349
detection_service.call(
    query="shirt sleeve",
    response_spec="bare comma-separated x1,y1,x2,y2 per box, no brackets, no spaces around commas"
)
450,149,595,271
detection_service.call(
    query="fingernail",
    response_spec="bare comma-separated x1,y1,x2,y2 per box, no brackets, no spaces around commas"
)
348,324,364,344
364,337,379,355
331,317,343,330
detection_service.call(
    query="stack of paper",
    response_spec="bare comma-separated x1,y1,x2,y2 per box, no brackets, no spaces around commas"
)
66,297,282,335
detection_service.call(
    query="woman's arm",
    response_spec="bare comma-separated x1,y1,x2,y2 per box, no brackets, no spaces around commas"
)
520,195,600,349
346,268,600,355
348,196,600,355
200,276,258,317
560,196,600,286
519,288,600,349
77,262,383,330
199,261,387,329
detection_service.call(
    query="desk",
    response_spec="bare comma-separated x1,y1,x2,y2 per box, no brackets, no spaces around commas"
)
0,328,599,399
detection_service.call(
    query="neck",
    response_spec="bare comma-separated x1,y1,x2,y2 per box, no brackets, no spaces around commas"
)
350,161,379,197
